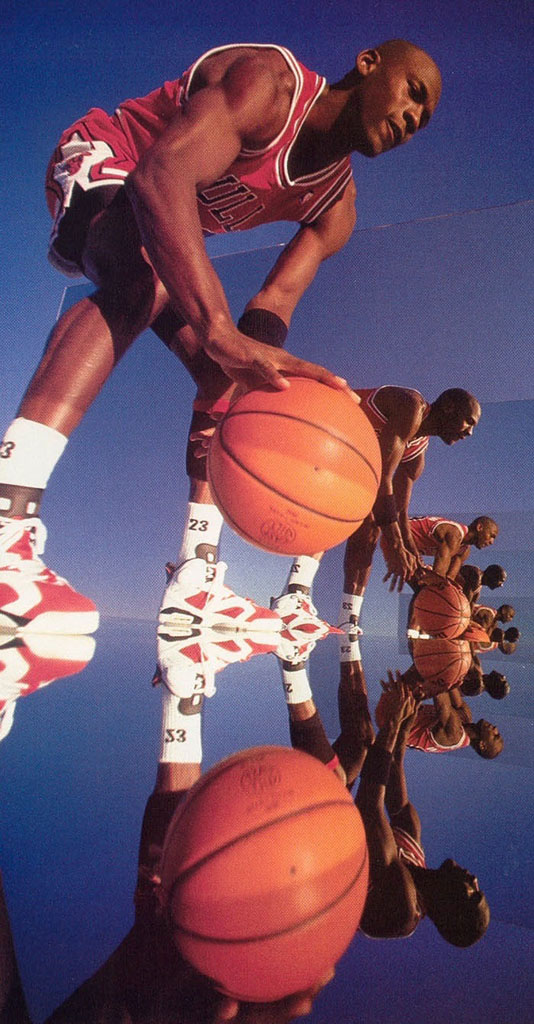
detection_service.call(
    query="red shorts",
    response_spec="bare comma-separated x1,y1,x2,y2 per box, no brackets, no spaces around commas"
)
45,108,136,277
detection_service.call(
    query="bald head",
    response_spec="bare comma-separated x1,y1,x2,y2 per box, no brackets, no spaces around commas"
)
337,38,442,157
431,388,481,445
377,39,442,102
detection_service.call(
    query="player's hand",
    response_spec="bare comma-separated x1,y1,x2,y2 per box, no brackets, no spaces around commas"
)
382,550,419,592
381,524,419,591
204,328,358,400
413,567,447,589
213,969,335,1022
379,670,417,723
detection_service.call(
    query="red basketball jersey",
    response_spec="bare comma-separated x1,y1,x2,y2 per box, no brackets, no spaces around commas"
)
409,516,468,556
407,704,470,753
354,387,430,464
52,44,353,236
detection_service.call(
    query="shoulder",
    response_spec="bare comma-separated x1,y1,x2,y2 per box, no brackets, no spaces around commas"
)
193,45,293,102
376,388,426,445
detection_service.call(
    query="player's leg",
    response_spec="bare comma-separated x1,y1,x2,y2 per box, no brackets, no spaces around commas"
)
338,515,380,634
154,316,281,631
277,652,346,785
332,637,375,787
0,187,168,633
270,552,336,639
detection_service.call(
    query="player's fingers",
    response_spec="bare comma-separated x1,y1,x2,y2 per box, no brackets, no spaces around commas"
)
279,356,359,403
214,997,240,1022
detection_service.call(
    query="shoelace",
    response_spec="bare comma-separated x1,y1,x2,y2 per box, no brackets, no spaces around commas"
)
0,516,48,567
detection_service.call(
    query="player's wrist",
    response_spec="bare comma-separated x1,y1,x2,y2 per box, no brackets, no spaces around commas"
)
238,307,288,348
374,494,399,527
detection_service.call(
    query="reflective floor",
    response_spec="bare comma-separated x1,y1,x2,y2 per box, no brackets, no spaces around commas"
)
2,618,532,1023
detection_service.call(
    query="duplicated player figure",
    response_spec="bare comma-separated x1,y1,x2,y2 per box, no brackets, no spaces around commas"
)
0,40,442,634
272,385,481,635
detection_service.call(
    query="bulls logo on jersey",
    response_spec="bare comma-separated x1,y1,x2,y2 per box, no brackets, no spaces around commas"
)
197,174,265,231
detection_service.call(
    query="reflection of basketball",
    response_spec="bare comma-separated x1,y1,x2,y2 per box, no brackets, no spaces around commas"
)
463,622,491,644
207,379,382,555
412,637,472,695
159,745,368,1002
412,582,471,639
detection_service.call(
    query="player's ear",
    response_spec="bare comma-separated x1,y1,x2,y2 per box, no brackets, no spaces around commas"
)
355,48,381,75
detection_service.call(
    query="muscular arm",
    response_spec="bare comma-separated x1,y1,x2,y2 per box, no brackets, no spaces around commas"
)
431,523,466,578
244,181,357,326
375,391,426,585
394,453,425,560
357,681,420,938
429,692,464,745
126,54,353,393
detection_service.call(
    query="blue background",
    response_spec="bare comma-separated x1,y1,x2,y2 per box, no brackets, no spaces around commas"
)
1,0,533,1020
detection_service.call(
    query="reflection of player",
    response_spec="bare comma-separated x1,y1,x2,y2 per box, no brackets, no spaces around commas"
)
273,387,481,634
344,672,489,944
461,668,510,700
292,647,489,945
405,693,503,759
0,40,442,636
0,649,335,1023
457,563,506,604
407,515,498,581
472,602,515,630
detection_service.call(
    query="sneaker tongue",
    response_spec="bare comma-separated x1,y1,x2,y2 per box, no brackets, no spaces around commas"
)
0,517,47,565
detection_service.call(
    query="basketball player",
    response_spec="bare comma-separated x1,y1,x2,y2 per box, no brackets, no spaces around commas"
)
0,662,335,1024
353,673,490,944
405,514,499,582
457,562,507,604
461,667,510,700
272,386,481,633
472,602,515,632
0,40,442,635
405,692,503,758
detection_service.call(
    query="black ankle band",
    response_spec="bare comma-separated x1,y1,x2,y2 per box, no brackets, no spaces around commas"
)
0,484,43,517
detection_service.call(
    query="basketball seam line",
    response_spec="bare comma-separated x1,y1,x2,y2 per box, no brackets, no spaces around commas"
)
222,408,381,486
166,798,360,887
171,850,368,945
212,429,369,525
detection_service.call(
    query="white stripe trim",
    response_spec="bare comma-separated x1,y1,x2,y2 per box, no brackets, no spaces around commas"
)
183,44,305,158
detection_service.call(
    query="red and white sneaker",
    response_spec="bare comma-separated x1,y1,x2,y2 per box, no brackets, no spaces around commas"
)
274,628,318,667
159,559,282,633
0,632,96,741
270,590,341,642
154,625,278,698
0,516,99,635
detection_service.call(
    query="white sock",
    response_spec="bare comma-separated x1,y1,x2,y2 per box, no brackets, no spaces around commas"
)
0,418,67,492
178,502,224,563
158,687,202,763
285,555,321,593
339,636,362,663
280,664,313,705
338,592,363,625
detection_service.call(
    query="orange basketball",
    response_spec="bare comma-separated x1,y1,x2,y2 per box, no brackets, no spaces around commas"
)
159,745,368,1003
412,637,472,696
207,378,382,555
462,622,491,644
411,581,471,639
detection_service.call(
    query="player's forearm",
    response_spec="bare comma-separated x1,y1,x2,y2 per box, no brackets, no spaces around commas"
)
125,170,235,345
432,544,454,577
398,513,419,557
245,210,351,325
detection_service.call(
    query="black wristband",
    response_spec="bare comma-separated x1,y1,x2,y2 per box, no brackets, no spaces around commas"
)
237,308,288,348
360,743,394,787
373,493,398,527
